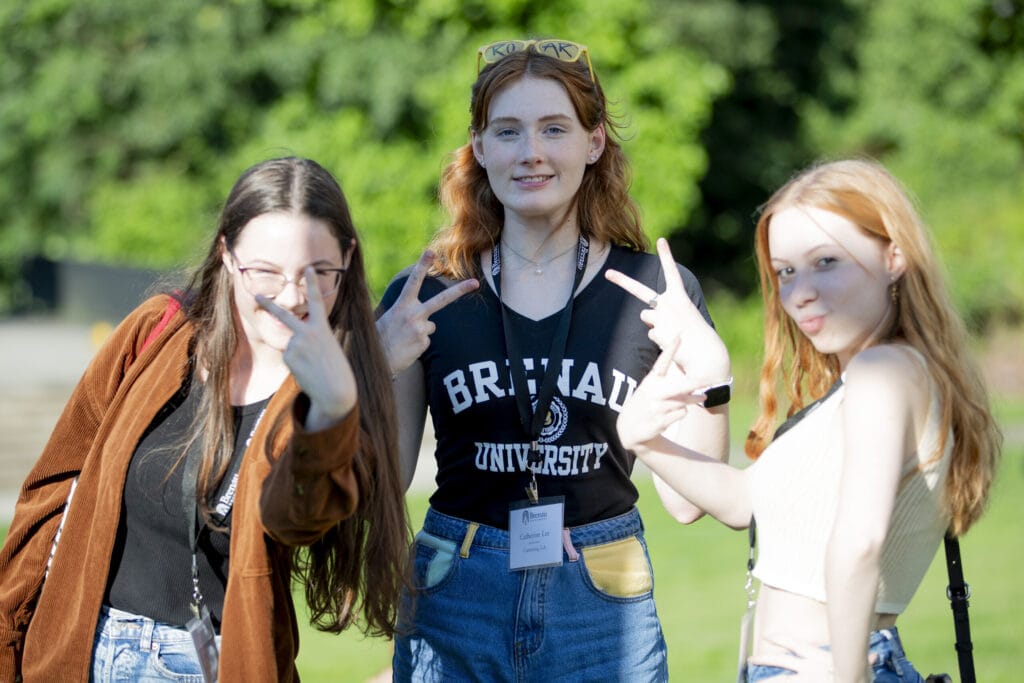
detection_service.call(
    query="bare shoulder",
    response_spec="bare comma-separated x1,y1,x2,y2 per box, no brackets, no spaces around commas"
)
844,343,931,412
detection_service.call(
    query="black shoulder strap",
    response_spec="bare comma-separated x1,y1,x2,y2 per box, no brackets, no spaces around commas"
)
771,378,844,441
943,533,974,683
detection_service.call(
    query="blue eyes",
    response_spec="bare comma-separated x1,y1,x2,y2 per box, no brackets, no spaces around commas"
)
493,126,567,137
775,257,838,280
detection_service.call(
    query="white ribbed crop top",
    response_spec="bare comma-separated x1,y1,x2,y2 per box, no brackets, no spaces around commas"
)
748,356,953,614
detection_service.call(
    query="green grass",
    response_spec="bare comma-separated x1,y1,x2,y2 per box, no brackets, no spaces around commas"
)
297,441,1024,682
5,403,1020,681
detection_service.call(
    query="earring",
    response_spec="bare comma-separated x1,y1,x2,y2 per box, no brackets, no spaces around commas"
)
477,158,485,168
890,281,899,304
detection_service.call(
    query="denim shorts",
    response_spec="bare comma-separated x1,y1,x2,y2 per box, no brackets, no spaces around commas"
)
393,506,668,682
90,605,216,682
746,627,925,682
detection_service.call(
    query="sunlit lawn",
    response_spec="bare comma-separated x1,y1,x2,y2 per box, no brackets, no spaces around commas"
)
2,402,1019,681
297,405,1024,681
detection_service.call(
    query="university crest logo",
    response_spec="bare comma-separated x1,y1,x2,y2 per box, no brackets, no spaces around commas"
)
534,395,568,444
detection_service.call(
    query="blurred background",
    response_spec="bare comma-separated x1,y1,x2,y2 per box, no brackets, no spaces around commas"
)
2,0,1022,322
1,0,1021,678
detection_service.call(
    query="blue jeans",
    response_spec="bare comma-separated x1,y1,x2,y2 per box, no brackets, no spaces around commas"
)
90,605,215,682
746,627,925,682
393,507,668,682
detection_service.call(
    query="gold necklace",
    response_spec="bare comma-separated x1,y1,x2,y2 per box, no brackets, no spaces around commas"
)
500,238,578,276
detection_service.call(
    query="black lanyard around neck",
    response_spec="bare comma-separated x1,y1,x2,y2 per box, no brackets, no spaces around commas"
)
181,401,267,617
491,234,589,503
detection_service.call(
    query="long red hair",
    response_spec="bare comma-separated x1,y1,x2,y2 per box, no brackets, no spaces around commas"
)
747,159,1001,535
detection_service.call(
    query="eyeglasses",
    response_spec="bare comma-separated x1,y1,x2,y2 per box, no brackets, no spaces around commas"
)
228,246,346,298
476,39,594,81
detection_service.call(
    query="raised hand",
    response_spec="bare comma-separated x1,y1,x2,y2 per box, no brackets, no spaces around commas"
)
376,250,479,375
605,238,730,386
256,267,356,430
617,338,707,451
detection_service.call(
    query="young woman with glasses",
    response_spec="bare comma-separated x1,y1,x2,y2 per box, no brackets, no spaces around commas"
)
608,159,1001,682
0,157,409,681
376,39,730,680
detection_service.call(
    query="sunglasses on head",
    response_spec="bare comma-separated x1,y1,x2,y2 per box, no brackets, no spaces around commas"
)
476,39,594,81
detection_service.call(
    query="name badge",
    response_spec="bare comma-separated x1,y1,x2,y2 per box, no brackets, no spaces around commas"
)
508,497,565,571
186,603,219,682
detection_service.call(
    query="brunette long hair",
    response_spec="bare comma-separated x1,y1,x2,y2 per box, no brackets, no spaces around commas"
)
182,157,407,636
430,44,647,278
747,158,1001,535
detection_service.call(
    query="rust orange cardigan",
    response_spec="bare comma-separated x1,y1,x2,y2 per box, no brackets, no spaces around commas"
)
0,295,363,682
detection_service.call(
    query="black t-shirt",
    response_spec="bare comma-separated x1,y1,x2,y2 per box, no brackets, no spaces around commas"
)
104,379,270,629
380,245,713,528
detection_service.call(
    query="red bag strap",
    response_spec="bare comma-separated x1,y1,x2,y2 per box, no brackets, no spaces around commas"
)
140,295,182,355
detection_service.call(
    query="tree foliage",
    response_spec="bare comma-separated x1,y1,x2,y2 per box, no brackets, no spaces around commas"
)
1,0,1021,326
0,0,725,306
802,0,1024,327
666,0,861,296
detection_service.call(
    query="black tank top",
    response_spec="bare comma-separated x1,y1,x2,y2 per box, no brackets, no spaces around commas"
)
104,379,270,629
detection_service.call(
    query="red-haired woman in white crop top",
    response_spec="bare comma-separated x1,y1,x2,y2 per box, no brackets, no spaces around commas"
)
607,158,1001,682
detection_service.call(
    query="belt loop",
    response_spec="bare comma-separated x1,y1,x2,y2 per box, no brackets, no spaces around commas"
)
140,616,154,651
562,528,579,562
460,523,479,559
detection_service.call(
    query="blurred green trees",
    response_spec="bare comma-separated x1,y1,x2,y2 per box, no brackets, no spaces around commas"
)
1,0,1021,326
0,0,725,302
803,0,1024,327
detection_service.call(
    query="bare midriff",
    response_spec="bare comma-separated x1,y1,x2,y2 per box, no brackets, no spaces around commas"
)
751,583,899,658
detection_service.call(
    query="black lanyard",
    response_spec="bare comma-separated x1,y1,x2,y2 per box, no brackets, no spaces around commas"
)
491,234,589,503
181,404,267,617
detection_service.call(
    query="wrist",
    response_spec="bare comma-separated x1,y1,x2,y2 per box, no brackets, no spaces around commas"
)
377,329,399,378
678,361,731,388
304,401,353,432
693,376,732,408
696,360,732,385
623,433,666,459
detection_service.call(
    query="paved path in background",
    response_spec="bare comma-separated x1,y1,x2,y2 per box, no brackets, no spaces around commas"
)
0,318,98,521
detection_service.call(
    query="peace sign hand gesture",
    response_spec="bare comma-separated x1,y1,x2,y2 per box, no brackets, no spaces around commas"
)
618,337,709,450
256,267,356,431
605,238,731,386
376,250,480,376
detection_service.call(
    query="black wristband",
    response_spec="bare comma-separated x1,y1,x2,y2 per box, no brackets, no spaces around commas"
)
700,378,732,408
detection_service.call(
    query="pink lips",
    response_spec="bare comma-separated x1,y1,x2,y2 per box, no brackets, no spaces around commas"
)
798,315,825,335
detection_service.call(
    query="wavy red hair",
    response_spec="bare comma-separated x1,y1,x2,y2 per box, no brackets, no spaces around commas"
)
747,159,1001,535
430,46,647,278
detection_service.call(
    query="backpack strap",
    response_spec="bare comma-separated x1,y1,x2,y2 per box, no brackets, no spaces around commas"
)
140,295,182,354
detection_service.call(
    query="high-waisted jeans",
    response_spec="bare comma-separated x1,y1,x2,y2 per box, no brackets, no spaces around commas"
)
90,605,216,682
393,506,668,682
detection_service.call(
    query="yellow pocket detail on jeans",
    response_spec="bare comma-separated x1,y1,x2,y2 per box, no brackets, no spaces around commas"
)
580,536,652,597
